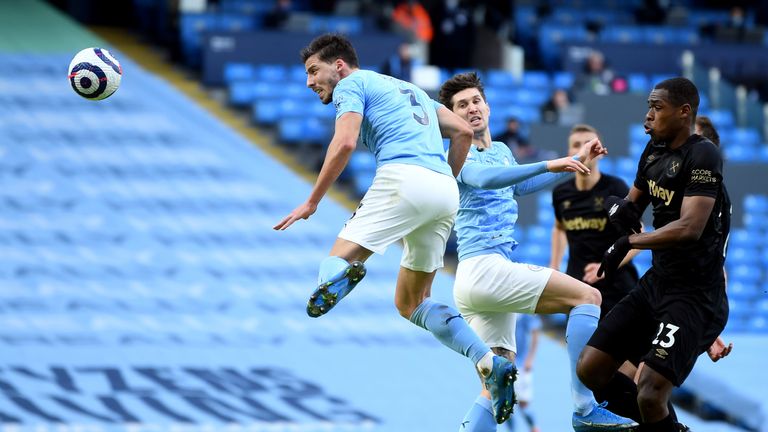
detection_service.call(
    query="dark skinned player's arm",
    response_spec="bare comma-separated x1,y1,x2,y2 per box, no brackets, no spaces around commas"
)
627,195,716,249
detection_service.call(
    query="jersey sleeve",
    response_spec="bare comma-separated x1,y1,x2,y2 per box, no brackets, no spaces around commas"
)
333,74,365,120
432,99,445,112
684,141,722,198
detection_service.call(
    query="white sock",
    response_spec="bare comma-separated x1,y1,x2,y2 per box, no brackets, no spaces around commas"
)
476,351,495,377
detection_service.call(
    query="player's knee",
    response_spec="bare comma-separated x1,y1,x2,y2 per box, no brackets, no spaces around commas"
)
576,349,608,390
394,297,417,319
574,285,601,307
636,377,669,414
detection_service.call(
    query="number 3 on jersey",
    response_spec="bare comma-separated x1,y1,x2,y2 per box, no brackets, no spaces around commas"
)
399,88,429,126
652,322,680,348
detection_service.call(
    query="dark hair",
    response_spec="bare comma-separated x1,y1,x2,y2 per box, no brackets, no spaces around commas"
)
438,72,486,108
696,115,720,147
300,33,359,68
654,77,700,118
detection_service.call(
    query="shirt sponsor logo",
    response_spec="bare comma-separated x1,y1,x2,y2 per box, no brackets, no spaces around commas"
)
690,169,717,183
647,179,676,206
562,217,608,231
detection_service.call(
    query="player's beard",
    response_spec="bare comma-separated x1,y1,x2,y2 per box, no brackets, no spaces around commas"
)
320,73,340,105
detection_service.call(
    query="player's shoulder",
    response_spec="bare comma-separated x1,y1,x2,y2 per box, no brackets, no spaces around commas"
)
685,134,722,161
601,173,629,188
552,178,575,197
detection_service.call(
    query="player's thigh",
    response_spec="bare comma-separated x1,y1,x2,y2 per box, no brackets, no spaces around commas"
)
535,270,601,314
460,309,518,354
339,164,452,255
454,254,551,315
328,237,375,263
587,286,657,365
399,167,459,273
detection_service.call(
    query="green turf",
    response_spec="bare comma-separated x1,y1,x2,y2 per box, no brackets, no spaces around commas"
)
0,0,105,52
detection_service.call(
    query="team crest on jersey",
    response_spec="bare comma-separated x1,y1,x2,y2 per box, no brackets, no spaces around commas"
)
594,196,604,210
666,157,682,177
562,200,571,210
333,95,344,112
502,157,510,166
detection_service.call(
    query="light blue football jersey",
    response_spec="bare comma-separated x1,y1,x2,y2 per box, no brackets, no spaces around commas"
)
333,70,451,177
455,142,522,261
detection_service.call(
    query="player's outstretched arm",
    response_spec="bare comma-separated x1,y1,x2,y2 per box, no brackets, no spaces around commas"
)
436,106,473,177
626,195,715,249
274,112,362,230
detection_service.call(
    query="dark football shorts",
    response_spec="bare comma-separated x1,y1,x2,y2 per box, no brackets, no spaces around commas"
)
587,269,727,386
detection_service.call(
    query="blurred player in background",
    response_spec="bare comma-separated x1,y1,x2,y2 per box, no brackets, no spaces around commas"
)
505,314,542,432
273,33,518,424
577,78,732,432
439,72,637,432
550,124,641,320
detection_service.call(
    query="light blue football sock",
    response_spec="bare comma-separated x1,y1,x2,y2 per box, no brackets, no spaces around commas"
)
459,395,497,432
409,298,491,365
317,256,350,285
566,303,601,415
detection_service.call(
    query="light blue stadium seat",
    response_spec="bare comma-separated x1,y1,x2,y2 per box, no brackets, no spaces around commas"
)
649,73,676,87
255,64,288,82
744,194,768,213
223,63,256,83
729,264,762,284
499,105,541,124
289,64,308,83
217,13,257,32
354,171,375,197
522,71,551,90
252,99,281,124
228,81,273,106
724,144,756,162
644,26,699,45
553,71,574,89
526,226,550,245
347,151,376,176
727,281,758,302
308,16,363,34
615,157,637,177
486,70,516,88
627,73,650,93
510,88,549,106
550,8,584,25
601,25,644,43
730,128,761,148
703,109,735,129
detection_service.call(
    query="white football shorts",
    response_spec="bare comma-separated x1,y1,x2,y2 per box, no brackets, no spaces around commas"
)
453,253,552,352
339,163,458,273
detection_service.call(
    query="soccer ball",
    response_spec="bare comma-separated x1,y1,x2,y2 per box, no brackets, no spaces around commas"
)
68,47,122,100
